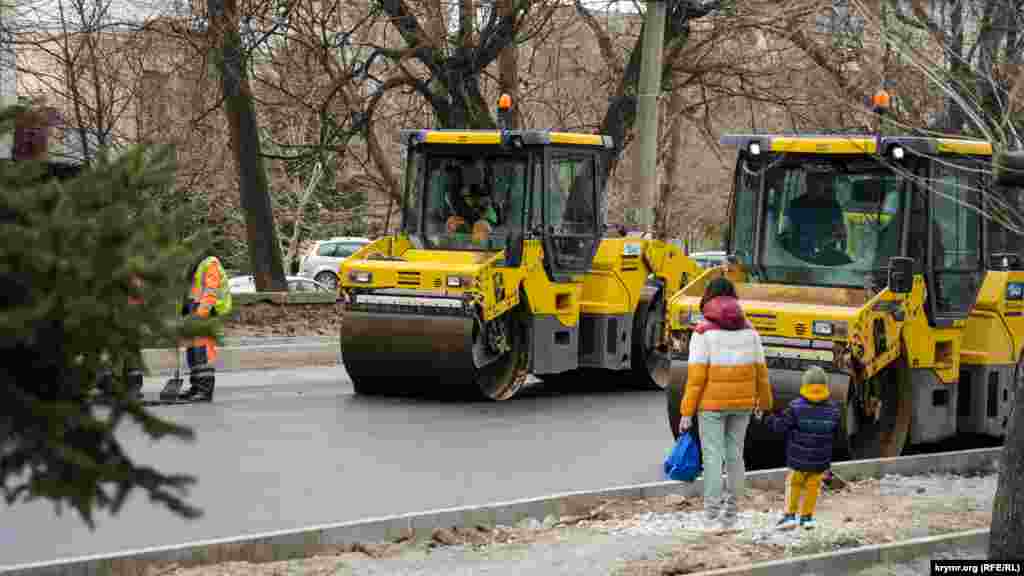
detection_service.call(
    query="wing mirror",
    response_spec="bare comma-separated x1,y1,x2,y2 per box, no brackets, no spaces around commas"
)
505,230,524,267
992,252,1022,271
888,256,914,294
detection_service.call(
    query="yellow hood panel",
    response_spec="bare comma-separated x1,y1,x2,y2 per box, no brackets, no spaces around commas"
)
399,250,497,265
674,294,860,320
347,250,495,276
740,299,860,319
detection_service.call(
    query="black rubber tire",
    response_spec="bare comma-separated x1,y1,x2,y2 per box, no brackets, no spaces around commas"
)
667,364,685,441
837,361,912,461
632,290,670,390
471,309,530,401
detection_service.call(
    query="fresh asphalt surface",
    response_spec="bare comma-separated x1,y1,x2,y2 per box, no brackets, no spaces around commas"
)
1,364,688,567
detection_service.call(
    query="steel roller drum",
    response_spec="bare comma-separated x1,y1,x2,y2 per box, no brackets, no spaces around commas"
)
341,309,477,396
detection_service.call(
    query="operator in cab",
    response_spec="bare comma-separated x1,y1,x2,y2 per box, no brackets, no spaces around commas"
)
786,173,852,266
446,159,499,245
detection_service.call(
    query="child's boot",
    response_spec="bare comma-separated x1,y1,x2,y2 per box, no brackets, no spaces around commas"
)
776,514,798,530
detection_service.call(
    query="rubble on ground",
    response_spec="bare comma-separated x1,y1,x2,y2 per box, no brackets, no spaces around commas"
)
157,471,997,576
224,302,343,338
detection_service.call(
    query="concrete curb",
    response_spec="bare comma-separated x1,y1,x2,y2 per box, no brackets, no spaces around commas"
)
141,341,340,374
0,447,1001,576
693,529,990,576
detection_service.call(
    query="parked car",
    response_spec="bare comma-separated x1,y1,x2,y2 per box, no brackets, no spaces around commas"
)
298,236,371,290
689,250,727,269
228,275,335,295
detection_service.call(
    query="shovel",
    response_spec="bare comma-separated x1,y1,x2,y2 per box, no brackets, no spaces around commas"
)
160,343,185,400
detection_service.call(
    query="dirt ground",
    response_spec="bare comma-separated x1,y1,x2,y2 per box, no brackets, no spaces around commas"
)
610,474,992,575
223,302,343,338
152,472,994,576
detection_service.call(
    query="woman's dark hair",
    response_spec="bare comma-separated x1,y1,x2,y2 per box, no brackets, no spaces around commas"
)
700,276,738,312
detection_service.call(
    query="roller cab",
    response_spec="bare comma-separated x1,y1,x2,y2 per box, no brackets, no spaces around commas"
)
667,133,1024,461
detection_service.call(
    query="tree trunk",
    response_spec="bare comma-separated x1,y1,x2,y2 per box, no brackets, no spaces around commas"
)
208,0,286,291
945,3,968,134
284,161,323,271
989,371,1024,558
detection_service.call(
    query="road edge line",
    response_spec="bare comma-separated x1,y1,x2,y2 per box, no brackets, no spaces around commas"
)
141,343,340,374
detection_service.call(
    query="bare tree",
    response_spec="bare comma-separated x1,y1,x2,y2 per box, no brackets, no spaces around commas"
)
10,0,153,160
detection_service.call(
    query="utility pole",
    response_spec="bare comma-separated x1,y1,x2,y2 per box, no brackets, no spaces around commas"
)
633,0,666,236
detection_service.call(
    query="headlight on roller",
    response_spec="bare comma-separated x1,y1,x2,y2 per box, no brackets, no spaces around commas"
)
446,275,474,288
813,320,847,337
349,270,372,283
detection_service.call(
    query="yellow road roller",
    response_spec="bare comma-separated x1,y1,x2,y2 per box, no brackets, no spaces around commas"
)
337,102,699,400
667,132,1024,460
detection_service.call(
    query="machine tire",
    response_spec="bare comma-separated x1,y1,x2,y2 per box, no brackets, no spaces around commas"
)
838,360,913,460
666,363,686,440
472,308,530,401
632,287,670,390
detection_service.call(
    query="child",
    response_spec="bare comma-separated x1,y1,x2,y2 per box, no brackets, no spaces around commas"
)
764,365,841,530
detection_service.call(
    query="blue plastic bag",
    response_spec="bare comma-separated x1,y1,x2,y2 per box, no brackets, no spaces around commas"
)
664,431,701,482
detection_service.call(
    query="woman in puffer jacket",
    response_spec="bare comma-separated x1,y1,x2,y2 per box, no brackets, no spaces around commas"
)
678,276,774,529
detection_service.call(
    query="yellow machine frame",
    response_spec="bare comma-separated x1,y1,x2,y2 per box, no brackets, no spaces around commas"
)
339,128,699,400
666,133,1024,459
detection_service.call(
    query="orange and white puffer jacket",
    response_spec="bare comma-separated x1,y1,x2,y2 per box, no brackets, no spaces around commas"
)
680,296,774,417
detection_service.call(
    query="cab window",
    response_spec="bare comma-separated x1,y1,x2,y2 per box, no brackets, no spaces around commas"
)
931,160,983,316
419,154,527,251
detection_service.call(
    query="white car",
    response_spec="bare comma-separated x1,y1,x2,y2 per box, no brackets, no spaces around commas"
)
228,275,335,295
298,237,372,290
690,251,728,269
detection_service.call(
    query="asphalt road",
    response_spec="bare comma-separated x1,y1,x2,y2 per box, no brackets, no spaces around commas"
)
0,366,681,567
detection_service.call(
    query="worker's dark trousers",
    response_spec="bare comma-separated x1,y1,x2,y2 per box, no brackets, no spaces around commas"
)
185,343,215,400
97,355,144,397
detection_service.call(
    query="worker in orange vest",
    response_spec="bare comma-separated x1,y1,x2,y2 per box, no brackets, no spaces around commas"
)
179,255,232,401
125,275,144,396
97,274,145,399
